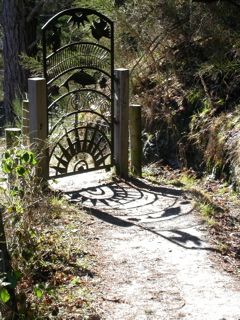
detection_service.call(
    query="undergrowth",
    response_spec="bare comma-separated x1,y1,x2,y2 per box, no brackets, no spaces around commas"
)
142,166,240,276
106,1,240,189
0,145,97,319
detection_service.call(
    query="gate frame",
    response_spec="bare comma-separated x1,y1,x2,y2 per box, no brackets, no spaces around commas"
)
42,7,116,178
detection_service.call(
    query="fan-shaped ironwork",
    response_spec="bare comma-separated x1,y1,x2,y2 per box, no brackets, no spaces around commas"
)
50,124,112,176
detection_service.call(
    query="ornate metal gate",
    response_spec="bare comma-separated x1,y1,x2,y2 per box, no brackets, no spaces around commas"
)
42,8,114,178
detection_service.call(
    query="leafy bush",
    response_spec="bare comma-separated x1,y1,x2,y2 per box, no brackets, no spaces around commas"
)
0,147,56,318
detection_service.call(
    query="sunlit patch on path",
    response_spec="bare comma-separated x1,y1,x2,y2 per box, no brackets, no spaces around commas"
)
51,172,209,250
50,171,240,320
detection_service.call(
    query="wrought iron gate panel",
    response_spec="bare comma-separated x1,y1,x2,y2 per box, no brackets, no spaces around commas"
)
42,8,114,178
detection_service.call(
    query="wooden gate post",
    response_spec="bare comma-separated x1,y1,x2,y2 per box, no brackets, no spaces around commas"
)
28,78,48,180
114,68,129,178
129,104,142,177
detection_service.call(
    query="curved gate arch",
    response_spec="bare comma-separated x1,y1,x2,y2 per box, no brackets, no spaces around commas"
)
42,8,114,178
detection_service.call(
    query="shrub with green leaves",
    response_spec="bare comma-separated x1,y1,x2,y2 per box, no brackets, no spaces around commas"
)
0,144,66,320
1,149,38,218
0,148,40,319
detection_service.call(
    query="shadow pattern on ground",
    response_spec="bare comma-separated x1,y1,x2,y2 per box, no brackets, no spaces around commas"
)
64,177,218,252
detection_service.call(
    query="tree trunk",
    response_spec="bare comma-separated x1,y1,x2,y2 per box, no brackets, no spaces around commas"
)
2,0,74,124
2,0,28,124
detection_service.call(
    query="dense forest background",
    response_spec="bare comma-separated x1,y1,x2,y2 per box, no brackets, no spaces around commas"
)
1,0,240,189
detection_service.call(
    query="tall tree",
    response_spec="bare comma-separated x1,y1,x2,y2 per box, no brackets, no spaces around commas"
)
2,0,73,123
3,0,25,123
2,0,45,123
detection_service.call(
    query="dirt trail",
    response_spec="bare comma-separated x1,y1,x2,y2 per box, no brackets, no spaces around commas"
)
52,172,240,320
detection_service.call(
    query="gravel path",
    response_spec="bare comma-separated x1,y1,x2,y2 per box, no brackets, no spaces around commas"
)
52,172,240,320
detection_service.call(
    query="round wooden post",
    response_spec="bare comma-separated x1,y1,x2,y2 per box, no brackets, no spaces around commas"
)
114,69,129,178
129,104,142,176
28,78,48,180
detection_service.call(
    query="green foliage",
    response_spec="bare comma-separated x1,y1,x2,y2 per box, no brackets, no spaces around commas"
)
186,87,204,109
73,0,115,11
0,148,39,306
0,143,95,318
111,0,240,182
0,287,10,303
33,284,44,298
2,149,37,169
1,149,37,202
0,268,23,304
19,53,43,78
197,202,213,217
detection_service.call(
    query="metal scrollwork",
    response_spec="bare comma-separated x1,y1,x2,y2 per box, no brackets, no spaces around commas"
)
42,8,114,178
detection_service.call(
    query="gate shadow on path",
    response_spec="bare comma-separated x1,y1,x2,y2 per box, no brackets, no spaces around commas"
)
64,177,219,253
